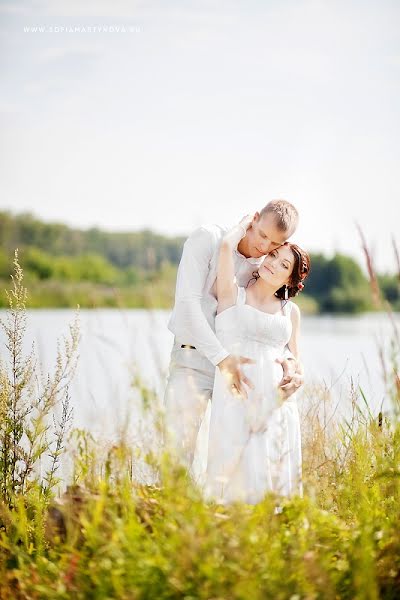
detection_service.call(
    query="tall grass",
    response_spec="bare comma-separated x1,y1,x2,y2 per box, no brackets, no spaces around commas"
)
0,248,399,599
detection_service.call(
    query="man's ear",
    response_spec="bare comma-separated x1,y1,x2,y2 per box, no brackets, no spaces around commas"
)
253,211,260,223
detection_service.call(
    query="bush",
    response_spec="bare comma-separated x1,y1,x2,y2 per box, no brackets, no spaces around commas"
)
307,253,373,313
379,274,400,309
23,247,54,280
324,285,373,313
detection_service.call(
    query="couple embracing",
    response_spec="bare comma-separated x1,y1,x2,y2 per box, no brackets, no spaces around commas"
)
164,200,310,505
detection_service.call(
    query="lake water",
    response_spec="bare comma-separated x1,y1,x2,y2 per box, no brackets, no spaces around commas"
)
1,308,398,437
1,308,398,485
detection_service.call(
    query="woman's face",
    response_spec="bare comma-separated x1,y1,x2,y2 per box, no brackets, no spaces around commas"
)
259,245,295,289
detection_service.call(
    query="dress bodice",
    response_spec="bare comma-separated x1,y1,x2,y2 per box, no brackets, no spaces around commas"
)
215,286,293,350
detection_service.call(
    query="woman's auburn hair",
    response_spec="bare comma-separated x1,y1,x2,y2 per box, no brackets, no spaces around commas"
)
275,243,311,299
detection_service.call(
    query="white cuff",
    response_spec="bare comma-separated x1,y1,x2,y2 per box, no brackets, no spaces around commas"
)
212,349,230,367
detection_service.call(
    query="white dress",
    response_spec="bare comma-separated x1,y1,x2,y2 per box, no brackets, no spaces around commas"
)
203,286,303,505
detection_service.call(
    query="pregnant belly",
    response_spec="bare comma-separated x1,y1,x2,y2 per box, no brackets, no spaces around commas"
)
218,336,285,390
241,351,284,433
244,351,283,390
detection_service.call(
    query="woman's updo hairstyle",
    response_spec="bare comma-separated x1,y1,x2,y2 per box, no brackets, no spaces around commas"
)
247,243,311,300
275,243,310,299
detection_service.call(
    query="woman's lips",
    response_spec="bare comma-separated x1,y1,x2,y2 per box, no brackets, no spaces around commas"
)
264,264,274,274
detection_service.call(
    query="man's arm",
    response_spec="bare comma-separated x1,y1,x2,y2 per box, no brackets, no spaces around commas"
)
169,224,255,397
169,226,229,367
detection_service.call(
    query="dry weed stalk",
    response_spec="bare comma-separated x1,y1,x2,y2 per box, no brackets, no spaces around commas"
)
0,250,80,506
356,225,400,417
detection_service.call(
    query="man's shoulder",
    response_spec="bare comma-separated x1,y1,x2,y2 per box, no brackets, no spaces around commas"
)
186,223,228,246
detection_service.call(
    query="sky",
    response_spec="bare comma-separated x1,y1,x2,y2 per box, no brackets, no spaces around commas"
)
0,0,399,273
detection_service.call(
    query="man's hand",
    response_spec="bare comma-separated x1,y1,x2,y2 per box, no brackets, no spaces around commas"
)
218,354,255,399
279,373,304,400
238,214,254,236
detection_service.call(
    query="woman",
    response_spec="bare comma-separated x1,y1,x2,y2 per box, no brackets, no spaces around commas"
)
203,216,311,505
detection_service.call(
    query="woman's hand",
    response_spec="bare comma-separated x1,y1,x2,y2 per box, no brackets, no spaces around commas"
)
223,214,254,247
276,357,297,386
218,354,256,399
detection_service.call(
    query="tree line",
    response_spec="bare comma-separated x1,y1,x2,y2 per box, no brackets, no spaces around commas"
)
0,210,399,312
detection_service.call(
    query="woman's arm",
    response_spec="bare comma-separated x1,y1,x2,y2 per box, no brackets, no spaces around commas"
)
287,302,301,361
216,217,252,313
288,303,305,376
279,303,304,399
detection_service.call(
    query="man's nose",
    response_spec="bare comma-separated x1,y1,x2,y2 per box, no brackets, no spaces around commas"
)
261,240,272,253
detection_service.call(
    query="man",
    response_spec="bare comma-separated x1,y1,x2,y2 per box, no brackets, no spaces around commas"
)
164,199,304,468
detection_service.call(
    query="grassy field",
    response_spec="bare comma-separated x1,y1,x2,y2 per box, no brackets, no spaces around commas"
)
0,253,399,599
1,409,399,599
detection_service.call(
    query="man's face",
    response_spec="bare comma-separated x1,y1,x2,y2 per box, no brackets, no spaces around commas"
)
246,212,290,258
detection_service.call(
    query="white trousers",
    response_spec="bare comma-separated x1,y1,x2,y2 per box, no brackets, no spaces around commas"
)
163,343,215,470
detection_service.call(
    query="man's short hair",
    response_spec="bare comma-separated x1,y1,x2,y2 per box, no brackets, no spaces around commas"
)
259,199,299,233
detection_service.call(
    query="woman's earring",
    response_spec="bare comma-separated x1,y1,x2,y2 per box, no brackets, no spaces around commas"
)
284,285,289,300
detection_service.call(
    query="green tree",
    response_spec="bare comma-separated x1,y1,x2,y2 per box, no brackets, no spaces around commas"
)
72,254,121,285
378,273,400,309
23,247,54,280
307,253,372,313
